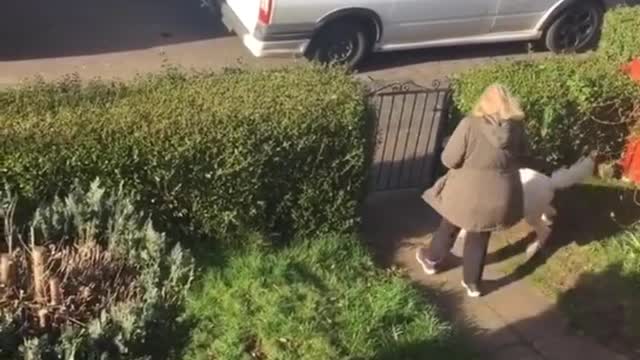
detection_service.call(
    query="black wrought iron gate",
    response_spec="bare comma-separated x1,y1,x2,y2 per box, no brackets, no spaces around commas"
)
367,80,451,192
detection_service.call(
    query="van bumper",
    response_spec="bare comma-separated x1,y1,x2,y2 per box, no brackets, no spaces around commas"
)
219,1,313,57
240,35,310,58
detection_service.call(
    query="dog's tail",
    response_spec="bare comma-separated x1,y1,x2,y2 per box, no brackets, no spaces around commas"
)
550,155,596,190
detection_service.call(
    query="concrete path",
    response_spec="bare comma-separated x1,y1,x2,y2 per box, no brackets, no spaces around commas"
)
362,190,629,360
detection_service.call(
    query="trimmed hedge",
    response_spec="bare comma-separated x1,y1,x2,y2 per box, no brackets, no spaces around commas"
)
600,6,640,62
453,56,640,167
0,66,372,243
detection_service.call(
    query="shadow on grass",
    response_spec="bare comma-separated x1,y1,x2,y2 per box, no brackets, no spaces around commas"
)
145,306,198,360
485,183,640,292
181,233,482,359
360,181,640,358
483,184,640,358
556,262,640,358
361,189,480,358
365,246,634,359
367,284,481,360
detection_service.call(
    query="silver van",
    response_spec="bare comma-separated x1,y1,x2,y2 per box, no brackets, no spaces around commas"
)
218,0,619,67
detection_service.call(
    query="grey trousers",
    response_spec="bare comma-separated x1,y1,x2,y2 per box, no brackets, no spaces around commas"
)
427,217,490,285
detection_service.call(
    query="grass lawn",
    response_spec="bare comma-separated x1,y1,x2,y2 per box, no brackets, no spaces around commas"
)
184,234,472,360
536,228,640,355
493,180,640,356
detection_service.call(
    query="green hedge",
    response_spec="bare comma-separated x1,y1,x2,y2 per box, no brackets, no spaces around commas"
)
0,66,372,243
453,56,640,167
600,6,640,62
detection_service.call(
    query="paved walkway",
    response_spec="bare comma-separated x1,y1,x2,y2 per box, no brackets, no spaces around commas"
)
362,190,628,360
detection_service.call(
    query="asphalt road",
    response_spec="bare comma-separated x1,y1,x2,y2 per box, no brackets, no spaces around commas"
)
0,0,545,86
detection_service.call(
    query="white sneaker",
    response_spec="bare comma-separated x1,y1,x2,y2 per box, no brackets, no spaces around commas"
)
461,280,481,298
416,248,437,275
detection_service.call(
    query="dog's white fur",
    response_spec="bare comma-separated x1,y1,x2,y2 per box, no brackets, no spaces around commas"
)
457,154,596,255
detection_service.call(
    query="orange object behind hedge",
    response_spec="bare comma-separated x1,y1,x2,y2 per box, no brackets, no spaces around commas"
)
619,59,640,183
621,58,640,83
620,136,640,183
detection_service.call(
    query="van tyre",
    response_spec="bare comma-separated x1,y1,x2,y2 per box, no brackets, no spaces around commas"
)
544,1,603,53
306,22,371,68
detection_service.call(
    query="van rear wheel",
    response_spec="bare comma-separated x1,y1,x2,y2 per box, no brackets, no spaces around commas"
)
544,1,603,53
306,22,371,68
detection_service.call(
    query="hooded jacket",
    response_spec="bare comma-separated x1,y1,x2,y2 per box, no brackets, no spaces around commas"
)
422,116,528,232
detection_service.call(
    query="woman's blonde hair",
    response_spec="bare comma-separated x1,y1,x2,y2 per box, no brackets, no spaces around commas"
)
471,84,525,121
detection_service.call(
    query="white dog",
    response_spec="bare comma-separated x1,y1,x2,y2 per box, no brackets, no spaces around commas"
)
457,153,597,255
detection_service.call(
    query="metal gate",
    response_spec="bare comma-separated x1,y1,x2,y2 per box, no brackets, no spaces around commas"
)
368,80,451,192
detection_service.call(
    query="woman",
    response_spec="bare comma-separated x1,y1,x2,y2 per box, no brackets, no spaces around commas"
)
416,84,528,298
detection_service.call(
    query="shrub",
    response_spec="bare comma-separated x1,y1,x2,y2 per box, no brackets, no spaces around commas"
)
0,180,194,359
0,66,372,244
609,223,640,275
453,56,640,167
185,233,471,360
600,6,640,63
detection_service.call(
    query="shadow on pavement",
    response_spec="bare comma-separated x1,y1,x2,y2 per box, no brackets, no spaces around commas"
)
361,188,439,268
483,183,640,293
362,187,633,359
361,42,534,73
0,0,225,60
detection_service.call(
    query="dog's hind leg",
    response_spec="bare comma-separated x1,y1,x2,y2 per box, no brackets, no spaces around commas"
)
541,205,557,226
526,216,552,255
